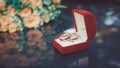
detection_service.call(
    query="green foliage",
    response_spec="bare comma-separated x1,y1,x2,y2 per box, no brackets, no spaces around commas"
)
4,0,30,12
4,0,10,3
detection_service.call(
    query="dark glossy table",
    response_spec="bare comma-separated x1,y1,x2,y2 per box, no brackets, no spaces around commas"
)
0,0,120,68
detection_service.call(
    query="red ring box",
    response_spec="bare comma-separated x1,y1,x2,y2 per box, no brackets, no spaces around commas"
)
53,9,96,54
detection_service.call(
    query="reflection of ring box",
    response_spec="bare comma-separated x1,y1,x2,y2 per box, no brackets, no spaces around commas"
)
53,9,96,54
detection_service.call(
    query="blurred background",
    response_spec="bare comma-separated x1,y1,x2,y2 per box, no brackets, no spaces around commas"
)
60,0,120,68
0,0,120,68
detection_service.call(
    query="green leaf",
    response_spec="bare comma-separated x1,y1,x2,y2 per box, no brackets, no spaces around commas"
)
55,4,67,8
43,0,51,5
4,0,10,3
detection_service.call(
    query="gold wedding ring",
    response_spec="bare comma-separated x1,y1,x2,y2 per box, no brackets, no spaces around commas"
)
59,33,71,41
59,33,79,42
69,33,79,40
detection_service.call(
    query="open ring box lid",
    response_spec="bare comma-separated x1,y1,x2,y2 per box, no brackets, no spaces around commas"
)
53,9,96,54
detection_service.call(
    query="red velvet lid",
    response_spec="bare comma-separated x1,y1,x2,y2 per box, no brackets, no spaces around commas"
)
72,9,96,41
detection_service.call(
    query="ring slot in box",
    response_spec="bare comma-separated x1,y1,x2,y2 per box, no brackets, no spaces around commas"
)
53,9,96,54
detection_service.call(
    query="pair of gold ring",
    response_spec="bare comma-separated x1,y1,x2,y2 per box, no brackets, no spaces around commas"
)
59,33,79,42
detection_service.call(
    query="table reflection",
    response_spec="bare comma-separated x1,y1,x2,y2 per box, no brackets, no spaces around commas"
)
0,23,98,68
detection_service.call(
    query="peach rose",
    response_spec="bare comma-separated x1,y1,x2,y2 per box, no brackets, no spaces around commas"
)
24,14,40,28
30,0,42,8
7,6,16,15
0,26,8,32
8,23,19,33
44,17,50,23
0,0,6,10
20,0,31,3
0,16,10,26
20,8,32,17
52,0,61,4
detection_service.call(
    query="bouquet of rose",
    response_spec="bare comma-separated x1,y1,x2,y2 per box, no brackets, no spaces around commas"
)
0,0,66,33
